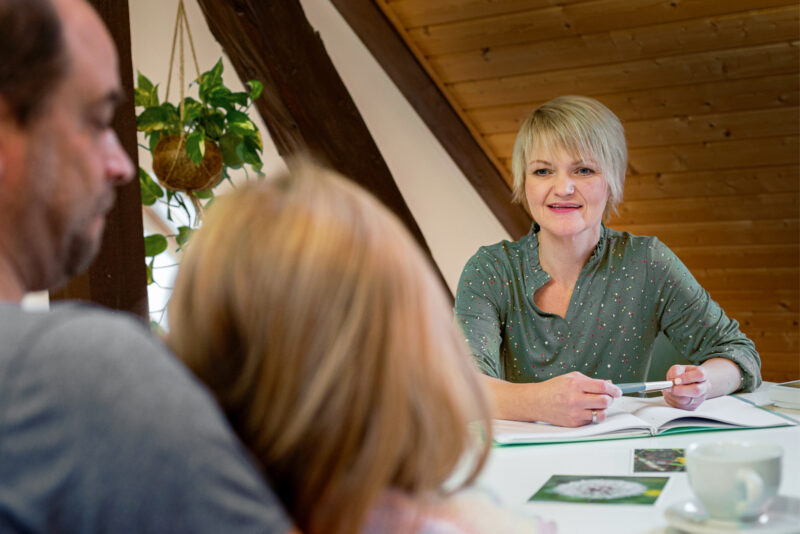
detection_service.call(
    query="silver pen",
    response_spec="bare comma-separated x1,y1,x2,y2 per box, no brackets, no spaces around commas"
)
616,380,674,394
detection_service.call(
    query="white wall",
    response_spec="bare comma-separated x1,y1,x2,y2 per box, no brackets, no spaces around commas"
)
129,0,509,303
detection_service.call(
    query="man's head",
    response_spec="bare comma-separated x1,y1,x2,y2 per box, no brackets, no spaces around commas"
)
0,0,134,299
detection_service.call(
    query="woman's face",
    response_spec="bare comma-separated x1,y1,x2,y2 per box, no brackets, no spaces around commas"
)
524,146,609,241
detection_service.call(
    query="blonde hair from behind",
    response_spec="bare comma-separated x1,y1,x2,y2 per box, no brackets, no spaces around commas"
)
168,161,492,534
511,95,627,217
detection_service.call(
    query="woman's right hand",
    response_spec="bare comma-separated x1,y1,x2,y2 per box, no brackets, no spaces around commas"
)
483,372,621,427
530,372,621,427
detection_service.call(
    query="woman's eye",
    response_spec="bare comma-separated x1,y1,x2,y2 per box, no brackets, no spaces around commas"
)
531,169,550,176
576,167,594,176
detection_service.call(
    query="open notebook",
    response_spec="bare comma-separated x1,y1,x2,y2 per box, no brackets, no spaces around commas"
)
493,395,796,446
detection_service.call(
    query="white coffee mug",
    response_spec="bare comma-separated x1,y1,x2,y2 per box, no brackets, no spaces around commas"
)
685,440,782,522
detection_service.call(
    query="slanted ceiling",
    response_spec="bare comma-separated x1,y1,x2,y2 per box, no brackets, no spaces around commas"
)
373,0,799,381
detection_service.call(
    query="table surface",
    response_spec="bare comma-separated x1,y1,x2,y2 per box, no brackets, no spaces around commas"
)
477,387,800,533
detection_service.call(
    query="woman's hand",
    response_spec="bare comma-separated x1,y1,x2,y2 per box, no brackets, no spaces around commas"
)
663,358,742,410
482,372,620,427
529,372,621,427
663,364,709,410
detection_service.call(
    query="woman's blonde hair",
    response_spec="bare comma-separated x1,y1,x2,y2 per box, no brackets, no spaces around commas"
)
511,95,627,216
168,161,492,534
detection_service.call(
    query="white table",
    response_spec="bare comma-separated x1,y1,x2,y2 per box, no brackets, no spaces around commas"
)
477,389,800,533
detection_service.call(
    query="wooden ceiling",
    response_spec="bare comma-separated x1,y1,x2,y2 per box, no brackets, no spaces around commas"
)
377,0,798,186
359,0,799,381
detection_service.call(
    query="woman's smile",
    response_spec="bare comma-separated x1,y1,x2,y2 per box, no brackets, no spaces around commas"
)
547,202,582,213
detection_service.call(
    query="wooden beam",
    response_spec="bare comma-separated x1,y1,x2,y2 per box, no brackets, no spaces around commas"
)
331,0,531,239
195,0,454,288
50,0,149,319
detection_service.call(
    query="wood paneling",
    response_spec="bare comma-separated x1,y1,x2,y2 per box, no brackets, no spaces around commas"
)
712,290,798,313
431,6,799,82
693,268,799,291
376,0,800,380
617,220,799,247
672,245,799,269
386,0,586,28
621,167,798,201
626,136,799,174
451,43,799,109
470,74,800,133
406,0,793,56
611,193,798,225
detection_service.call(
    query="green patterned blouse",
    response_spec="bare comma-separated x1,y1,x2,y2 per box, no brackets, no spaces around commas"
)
455,224,761,392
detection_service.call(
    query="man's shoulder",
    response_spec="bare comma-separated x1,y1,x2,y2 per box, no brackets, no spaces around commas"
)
0,302,172,378
0,303,291,533
0,301,153,346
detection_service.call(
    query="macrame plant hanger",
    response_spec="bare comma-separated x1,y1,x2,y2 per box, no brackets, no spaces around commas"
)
162,0,205,224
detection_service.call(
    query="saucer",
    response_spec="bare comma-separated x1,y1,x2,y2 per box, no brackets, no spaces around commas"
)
664,495,800,533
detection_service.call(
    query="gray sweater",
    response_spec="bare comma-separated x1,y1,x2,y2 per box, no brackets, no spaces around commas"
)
0,302,289,533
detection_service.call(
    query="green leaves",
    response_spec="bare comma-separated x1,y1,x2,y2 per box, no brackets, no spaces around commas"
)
176,226,194,248
226,109,256,135
181,97,203,124
185,130,206,166
139,167,164,206
220,131,244,168
135,71,159,107
144,234,168,257
199,109,225,140
198,58,224,104
207,86,248,111
136,104,178,133
247,80,263,101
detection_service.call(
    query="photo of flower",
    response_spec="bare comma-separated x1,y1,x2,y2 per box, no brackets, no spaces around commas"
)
529,475,669,505
633,448,686,473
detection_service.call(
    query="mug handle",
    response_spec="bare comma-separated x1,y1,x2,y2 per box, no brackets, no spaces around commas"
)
735,469,764,516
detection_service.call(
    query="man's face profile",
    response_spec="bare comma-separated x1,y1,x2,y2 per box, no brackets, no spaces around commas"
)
13,0,134,291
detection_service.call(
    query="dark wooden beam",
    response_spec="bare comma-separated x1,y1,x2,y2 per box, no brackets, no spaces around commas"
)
331,0,531,240
195,0,450,290
50,0,149,319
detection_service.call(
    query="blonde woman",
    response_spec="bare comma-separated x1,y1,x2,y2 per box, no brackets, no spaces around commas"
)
168,163,553,534
455,95,760,427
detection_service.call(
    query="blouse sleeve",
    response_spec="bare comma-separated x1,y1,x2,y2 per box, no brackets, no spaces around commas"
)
454,249,508,379
648,239,762,391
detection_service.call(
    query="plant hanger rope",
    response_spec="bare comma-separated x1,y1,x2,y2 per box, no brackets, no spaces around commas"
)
163,0,205,222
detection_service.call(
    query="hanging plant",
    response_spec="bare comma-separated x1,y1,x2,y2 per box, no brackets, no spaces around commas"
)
136,59,264,191
134,0,264,289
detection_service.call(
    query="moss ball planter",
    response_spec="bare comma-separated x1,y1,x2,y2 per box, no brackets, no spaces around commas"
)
152,134,223,192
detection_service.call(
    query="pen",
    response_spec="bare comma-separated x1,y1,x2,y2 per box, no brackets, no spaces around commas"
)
616,380,674,394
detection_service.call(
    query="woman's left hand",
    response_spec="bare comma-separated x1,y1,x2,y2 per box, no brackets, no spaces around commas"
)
663,364,709,410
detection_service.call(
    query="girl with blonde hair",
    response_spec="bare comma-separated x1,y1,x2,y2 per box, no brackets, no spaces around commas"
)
168,162,552,534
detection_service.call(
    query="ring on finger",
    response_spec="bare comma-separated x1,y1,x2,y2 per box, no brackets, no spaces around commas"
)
591,410,598,424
